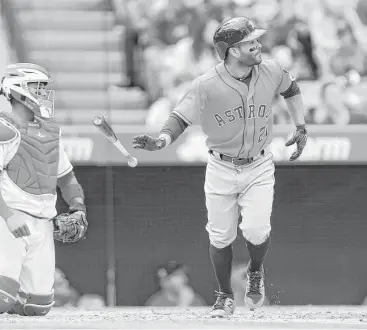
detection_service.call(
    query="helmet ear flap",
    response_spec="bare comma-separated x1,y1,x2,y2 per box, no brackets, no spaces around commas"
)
214,40,230,60
1,77,14,102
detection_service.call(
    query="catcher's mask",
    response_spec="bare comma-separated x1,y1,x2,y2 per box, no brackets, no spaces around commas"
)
1,63,55,119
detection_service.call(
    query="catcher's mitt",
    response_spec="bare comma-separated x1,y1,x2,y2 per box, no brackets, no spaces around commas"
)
53,211,88,243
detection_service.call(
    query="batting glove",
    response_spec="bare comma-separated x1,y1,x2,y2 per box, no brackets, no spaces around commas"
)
132,134,165,151
285,125,308,161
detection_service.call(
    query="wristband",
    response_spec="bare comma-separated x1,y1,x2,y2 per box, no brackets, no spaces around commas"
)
156,134,171,150
296,124,307,132
155,137,166,150
69,202,86,214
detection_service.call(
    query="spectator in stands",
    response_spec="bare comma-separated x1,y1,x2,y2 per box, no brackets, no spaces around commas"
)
145,260,206,307
140,0,197,102
164,12,218,91
308,0,347,77
343,0,367,53
308,0,366,78
256,0,318,80
145,10,218,127
116,0,367,125
112,0,147,90
147,0,195,47
329,24,367,78
313,22,367,125
287,18,319,80
357,0,367,26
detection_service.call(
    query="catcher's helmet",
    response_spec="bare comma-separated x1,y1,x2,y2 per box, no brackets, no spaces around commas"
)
1,63,55,119
213,17,267,60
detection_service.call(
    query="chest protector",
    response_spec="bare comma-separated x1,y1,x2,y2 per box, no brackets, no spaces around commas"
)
6,117,60,195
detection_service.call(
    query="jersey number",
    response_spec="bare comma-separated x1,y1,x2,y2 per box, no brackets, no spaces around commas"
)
258,124,268,143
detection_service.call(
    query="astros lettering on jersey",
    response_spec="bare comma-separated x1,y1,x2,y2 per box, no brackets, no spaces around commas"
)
172,59,293,159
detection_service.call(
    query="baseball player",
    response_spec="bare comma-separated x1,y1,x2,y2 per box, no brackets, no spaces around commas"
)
133,17,307,318
0,63,87,316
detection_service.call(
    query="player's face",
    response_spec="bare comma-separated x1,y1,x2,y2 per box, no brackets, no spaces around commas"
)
234,39,262,66
27,82,48,98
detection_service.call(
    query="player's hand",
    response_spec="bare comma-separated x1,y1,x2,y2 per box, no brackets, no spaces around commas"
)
285,125,307,161
5,213,31,238
132,134,164,151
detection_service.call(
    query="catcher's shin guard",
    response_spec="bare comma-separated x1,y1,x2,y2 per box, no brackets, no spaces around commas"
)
8,291,54,316
0,276,19,313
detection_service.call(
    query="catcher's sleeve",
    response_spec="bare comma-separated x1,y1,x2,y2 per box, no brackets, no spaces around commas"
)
0,118,20,220
57,171,85,213
0,188,12,220
0,117,20,171
57,139,73,178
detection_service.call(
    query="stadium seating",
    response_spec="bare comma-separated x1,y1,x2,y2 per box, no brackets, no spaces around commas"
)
9,0,149,124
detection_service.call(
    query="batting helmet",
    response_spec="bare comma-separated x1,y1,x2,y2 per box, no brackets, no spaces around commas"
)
213,17,267,60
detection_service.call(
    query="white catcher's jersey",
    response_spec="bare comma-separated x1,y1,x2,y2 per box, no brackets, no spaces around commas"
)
0,118,20,172
0,118,73,219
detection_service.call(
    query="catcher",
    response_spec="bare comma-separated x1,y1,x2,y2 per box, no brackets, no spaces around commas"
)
0,63,87,316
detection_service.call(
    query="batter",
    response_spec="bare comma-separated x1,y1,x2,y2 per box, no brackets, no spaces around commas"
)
133,17,307,318
0,63,87,316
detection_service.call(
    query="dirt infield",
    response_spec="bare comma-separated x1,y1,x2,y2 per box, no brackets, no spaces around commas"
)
1,306,367,330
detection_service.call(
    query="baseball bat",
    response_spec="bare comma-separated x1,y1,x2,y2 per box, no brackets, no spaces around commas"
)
92,114,138,168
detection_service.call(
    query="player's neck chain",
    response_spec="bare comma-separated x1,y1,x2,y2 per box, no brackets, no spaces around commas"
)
237,73,252,82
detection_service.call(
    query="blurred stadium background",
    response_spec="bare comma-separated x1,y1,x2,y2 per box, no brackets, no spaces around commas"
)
1,0,367,311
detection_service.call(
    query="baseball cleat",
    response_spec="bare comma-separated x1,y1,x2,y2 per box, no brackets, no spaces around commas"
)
245,265,265,310
209,291,235,318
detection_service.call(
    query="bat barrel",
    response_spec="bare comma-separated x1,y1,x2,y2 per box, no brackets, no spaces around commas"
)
93,115,138,167
93,115,104,126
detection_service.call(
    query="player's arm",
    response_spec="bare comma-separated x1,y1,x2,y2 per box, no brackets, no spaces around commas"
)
133,78,203,151
54,142,87,244
0,119,31,237
154,113,189,150
276,64,307,161
0,120,15,219
277,69,305,128
57,171,86,214
57,140,86,213
0,177,31,238
0,186,12,219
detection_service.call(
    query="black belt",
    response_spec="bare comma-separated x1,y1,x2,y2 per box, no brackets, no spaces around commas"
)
209,149,265,166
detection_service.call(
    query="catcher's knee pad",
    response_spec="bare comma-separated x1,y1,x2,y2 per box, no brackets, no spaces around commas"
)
8,291,54,316
0,275,19,313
